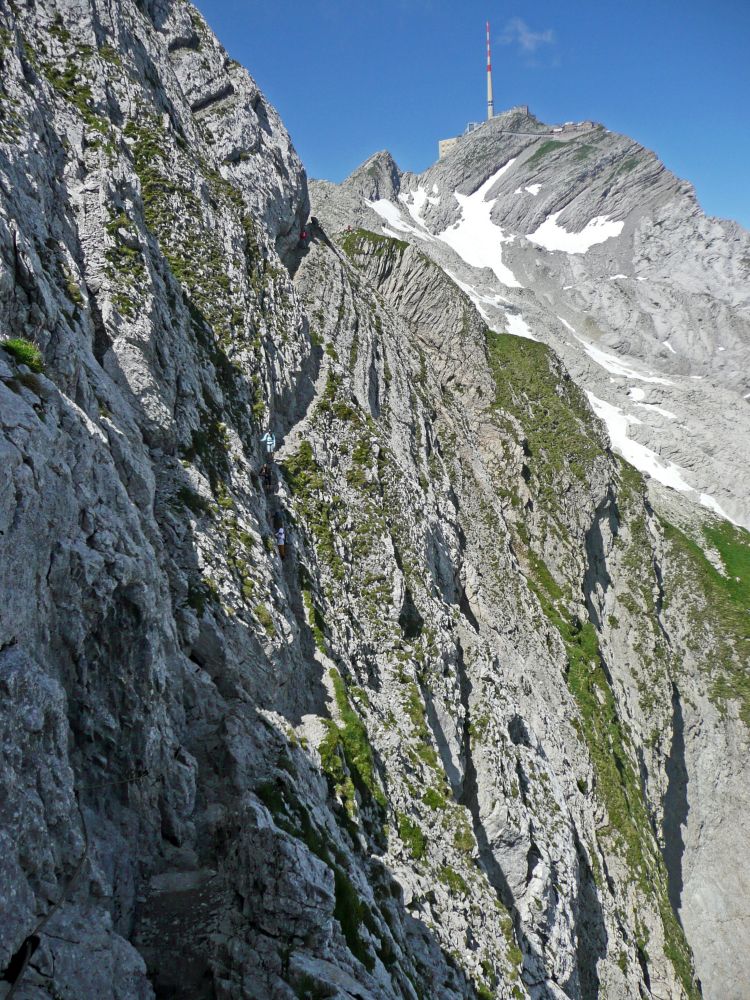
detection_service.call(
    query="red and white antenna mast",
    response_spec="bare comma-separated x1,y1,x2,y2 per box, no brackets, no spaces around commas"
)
486,20,494,120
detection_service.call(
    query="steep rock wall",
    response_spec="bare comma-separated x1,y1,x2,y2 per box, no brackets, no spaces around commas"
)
0,2,748,1000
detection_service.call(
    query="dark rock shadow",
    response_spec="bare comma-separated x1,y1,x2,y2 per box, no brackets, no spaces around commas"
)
573,830,608,1000
367,348,381,420
662,683,689,917
582,488,618,629
398,586,424,640
426,522,460,604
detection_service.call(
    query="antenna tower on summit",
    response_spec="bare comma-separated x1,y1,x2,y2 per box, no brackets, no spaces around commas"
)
486,20,494,120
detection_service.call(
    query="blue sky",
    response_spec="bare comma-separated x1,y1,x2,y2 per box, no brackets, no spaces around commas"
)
195,0,750,229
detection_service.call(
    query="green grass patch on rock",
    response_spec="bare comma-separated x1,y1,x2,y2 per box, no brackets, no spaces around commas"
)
254,778,377,973
332,866,376,971
42,56,109,134
526,547,700,999
301,579,327,653
486,330,604,505
319,669,386,823
254,603,275,636
526,139,567,166
422,787,447,810
1,337,43,373
340,229,408,260
396,811,426,859
282,440,345,581
438,865,468,895
662,518,750,724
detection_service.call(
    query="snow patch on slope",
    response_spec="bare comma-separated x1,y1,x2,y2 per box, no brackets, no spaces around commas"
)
401,189,428,222
558,317,673,385
505,313,538,341
588,393,740,524
635,403,677,420
527,212,624,254
437,159,522,288
628,387,677,419
367,199,404,227
398,187,440,224
700,494,738,522
367,199,434,243
444,270,510,322
586,392,692,492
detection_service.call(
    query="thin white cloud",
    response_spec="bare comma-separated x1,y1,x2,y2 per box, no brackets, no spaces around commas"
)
500,17,555,54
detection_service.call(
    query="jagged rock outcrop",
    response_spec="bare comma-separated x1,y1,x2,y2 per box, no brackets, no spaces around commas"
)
1,3,748,1000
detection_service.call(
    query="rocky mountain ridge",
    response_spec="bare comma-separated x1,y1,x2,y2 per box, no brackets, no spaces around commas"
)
0,2,748,1000
311,109,750,529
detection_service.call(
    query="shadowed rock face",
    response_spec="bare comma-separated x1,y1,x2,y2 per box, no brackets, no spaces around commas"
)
0,3,748,1000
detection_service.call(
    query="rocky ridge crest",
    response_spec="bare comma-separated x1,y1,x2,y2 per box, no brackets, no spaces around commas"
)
311,109,750,529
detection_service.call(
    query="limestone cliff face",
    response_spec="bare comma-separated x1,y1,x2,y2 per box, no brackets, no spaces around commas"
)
0,3,748,1000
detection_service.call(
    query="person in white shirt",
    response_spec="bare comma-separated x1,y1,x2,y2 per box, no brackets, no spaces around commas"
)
261,430,276,455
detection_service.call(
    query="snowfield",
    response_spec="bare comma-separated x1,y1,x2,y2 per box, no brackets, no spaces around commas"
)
527,212,624,254
437,160,523,288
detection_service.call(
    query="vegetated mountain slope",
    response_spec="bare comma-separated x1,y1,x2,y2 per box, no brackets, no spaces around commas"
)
310,108,750,530
0,5,748,1000
325,232,750,1000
